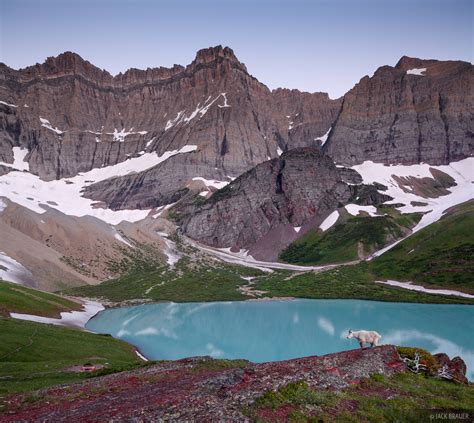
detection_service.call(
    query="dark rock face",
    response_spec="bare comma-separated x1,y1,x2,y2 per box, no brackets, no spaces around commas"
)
325,56,474,165
0,47,339,182
178,148,359,250
271,88,342,150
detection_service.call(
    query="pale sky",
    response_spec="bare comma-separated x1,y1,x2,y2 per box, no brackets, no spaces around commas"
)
0,0,472,98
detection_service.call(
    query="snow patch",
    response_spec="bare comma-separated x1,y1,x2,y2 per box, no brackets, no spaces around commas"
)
165,111,185,131
152,203,176,219
0,252,34,285
315,127,331,146
406,68,426,76
146,137,156,148
345,204,379,217
135,350,149,361
294,226,301,233
217,92,231,108
277,147,283,156
11,300,104,328
158,232,181,266
0,145,197,225
114,232,135,248
40,118,65,135
106,128,148,142
377,280,474,299
192,177,230,190
0,100,18,108
353,158,474,235
319,210,339,231
0,147,29,171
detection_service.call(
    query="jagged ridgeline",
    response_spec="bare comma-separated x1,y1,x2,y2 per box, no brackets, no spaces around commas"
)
0,46,472,289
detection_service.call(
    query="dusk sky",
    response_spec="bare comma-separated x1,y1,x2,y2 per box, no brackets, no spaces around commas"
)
0,0,472,98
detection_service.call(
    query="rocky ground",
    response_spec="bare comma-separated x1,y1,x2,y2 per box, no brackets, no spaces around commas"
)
1,345,469,422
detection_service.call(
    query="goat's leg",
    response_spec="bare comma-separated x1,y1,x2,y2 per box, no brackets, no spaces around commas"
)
359,340,364,349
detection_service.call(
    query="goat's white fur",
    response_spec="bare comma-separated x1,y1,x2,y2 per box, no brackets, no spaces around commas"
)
347,329,381,348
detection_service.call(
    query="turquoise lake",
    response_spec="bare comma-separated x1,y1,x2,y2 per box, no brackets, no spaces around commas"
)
86,299,474,379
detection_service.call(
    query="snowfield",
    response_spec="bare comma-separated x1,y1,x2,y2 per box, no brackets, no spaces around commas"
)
315,127,331,145
10,300,104,329
0,147,30,171
319,210,339,231
354,158,474,258
345,204,379,217
352,158,474,234
0,251,34,285
376,280,474,299
406,68,426,76
0,145,197,225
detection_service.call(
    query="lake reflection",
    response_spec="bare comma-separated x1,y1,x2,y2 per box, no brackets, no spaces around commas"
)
86,299,474,379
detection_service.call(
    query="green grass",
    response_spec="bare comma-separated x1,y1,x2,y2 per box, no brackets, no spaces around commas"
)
0,318,143,397
247,373,474,422
67,258,474,305
65,257,263,303
279,208,421,265
252,263,474,304
371,200,474,292
0,280,81,318
64,203,473,304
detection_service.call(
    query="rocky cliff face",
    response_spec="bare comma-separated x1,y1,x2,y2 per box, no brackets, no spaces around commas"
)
1,50,472,269
325,56,474,165
1,50,471,212
0,47,338,183
177,148,362,251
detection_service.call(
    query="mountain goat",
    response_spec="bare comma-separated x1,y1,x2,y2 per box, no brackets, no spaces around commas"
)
346,329,381,348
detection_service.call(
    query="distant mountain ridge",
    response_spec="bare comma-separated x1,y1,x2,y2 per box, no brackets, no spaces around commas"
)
0,46,340,184
0,47,472,286
325,55,473,165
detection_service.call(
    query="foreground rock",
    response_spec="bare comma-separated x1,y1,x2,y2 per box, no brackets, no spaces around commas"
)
2,346,406,421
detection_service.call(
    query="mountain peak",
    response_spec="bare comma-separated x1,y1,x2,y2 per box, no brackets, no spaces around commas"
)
395,55,437,71
192,45,247,72
21,51,113,81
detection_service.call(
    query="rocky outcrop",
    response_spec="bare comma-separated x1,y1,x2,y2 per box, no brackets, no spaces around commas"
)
3,346,408,421
325,56,474,165
433,353,469,384
0,47,339,183
177,148,361,251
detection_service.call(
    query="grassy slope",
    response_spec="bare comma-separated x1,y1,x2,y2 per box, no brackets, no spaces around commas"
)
247,373,474,422
65,257,262,303
279,208,421,265
0,280,82,318
252,263,474,305
66,258,474,305
65,202,473,304
0,318,143,396
371,200,474,292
